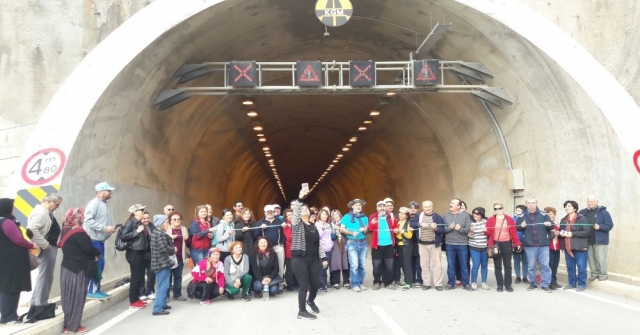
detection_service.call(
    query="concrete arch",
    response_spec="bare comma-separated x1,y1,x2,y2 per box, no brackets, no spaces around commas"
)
13,0,640,289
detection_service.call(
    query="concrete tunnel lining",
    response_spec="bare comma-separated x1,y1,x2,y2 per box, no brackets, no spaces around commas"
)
16,0,640,293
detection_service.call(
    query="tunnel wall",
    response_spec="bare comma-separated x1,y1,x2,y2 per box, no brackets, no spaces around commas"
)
1,0,640,294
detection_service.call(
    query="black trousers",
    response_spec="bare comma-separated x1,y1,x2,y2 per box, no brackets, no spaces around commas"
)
126,250,145,303
202,282,222,301
493,241,513,287
292,257,319,312
330,269,350,286
397,244,414,285
284,258,298,287
0,291,20,323
140,258,156,295
372,245,395,286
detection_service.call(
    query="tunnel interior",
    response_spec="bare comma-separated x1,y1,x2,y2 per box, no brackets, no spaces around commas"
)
61,0,633,242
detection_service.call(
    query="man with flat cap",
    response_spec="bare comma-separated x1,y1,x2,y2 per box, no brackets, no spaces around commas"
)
340,198,369,292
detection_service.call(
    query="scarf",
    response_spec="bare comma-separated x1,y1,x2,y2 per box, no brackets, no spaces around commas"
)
348,211,366,226
60,208,85,242
258,248,269,257
564,215,576,257
58,226,89,249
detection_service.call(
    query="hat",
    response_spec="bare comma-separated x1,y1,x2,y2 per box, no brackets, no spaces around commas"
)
383,197,394,204
153,214,167,227
128,204,146,213
398,207,410,215
264,204,275,212
376,201,386,207
347,199,366,208
272,204,281,208
95,182,115,191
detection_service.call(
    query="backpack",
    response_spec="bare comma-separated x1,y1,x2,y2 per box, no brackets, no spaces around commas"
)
114,224,131,252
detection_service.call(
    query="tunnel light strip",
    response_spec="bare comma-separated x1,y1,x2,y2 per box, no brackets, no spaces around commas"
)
308,108,382,194
244,99,286,201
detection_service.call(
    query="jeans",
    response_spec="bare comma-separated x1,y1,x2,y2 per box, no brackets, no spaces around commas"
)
167,260,184,298
252,281,280,295
513,251,528,279
525,246,551,287
319,252,332,289
153,268,170,313
346,240,367,287
469,249,488,284
549,250,561,284
565,250,588,288
446,244,469,286
190,248,208,264
88,240,105,294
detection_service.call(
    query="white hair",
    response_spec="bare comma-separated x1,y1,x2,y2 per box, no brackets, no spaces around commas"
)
42,193,62,203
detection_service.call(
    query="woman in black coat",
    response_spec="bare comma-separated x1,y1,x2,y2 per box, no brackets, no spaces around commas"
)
120,204,150,309
0,198,38,326
557,200,591,292
235,208,256,258
250,236,281,298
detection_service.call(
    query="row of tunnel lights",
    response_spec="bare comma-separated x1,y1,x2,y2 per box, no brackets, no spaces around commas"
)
308,107,382,193
242,98,287,201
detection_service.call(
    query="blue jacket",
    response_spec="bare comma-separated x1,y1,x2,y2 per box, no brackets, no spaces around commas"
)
516,208,553,247
253,217,285,246
410,212,445,247
578,206,613,245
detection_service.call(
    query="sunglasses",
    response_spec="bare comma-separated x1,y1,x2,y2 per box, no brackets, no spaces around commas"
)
494,207,503,210
473,212,480,215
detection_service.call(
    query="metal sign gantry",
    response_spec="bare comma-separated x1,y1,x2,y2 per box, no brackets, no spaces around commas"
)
154,59,513,110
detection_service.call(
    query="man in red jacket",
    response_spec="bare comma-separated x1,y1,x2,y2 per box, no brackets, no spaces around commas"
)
368,201,399,290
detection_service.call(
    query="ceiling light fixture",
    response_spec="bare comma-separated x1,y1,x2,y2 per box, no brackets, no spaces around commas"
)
358,126,367,131
259,138,266,142
253,125,263,131
262,147,270,151
247,110,258,117
350,137,358,142
370,109,381,116
342,147,349,151
386,92,396,96
242,97,254,105
363,118,373,124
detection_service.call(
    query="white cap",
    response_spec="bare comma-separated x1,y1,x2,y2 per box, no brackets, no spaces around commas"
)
272,204,281,208
264,204,275,212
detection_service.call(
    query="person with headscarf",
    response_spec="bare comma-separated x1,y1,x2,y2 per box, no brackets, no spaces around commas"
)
339,198,369,292
0,198,38,326
58,207,101,333
329,209,350,289
191,247,225,305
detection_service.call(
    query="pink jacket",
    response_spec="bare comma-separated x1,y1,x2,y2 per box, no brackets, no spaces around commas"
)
191,259,225,287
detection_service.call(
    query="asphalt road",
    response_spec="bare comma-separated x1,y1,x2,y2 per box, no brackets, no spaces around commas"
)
77,258,640,335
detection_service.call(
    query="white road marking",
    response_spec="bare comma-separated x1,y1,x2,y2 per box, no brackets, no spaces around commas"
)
85,308,140,335
370,305,408,335
486,265,640,312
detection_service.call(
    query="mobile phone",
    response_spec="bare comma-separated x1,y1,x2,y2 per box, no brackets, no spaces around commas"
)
302,183,309,192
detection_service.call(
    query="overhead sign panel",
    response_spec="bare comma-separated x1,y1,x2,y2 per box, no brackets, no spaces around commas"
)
315,0,353,27
349,61,376,87
296,61,323,86
413,60,440,86
229,61,257,87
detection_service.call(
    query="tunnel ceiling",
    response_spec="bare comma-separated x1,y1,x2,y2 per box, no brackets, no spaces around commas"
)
66,0,591,214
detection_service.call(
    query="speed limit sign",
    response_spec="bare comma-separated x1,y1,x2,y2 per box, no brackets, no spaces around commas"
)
21,148,67,186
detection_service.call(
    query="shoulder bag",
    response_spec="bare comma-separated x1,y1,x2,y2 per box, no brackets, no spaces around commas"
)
487,218,505,259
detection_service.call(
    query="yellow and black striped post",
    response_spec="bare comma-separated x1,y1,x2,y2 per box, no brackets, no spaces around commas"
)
12,184,60,226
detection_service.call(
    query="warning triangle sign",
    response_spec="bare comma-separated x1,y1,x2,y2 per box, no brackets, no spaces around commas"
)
299,64,320,82
416,62,437,81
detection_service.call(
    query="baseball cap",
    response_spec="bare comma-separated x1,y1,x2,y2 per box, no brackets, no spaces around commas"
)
95,182,115,191
376,201,386,207
383,197,394,204
264,204,275,212
272,204,281,209
398,207,410,214
128,204,146,213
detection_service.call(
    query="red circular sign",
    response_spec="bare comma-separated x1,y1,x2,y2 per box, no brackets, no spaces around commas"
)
21,148,67,186
634,150,640,174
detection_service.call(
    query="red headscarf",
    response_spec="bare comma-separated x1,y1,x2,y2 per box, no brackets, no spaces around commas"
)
58,208,86,248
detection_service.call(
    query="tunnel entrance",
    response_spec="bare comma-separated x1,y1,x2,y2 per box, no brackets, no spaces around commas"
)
14,0,640,285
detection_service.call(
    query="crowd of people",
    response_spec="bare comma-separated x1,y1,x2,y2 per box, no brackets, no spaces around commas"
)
0,182,615,330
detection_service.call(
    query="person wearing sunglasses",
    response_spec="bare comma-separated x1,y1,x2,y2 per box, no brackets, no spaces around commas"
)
468,207,489,290
485,202,520,292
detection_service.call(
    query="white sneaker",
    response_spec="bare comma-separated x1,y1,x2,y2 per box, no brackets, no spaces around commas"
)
147,293,156,300
139,295,147,301
471,283,477,290
482,283,490,290
352,286,361,293
359,285,367,291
